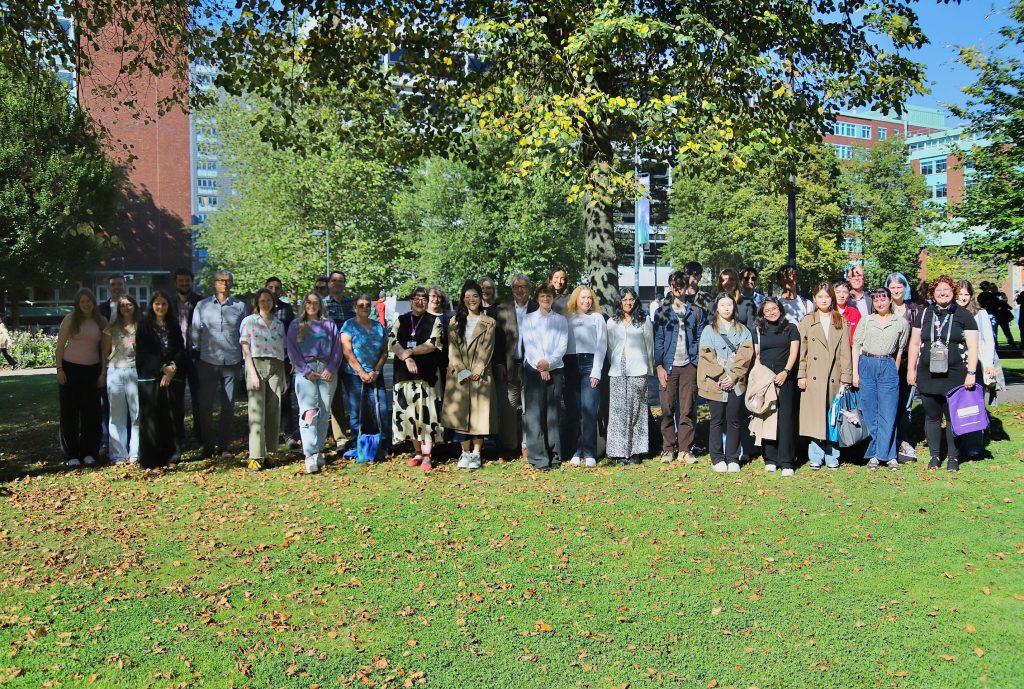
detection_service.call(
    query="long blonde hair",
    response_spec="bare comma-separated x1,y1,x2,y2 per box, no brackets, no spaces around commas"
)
566,285,601,315
297,291,324,341
68,288,106,335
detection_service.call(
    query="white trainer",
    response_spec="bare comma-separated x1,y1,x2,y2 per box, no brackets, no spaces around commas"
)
727,462,741,473
584,457,597,468
457,452,471,469
569,456,581,467
304,454,320,474
713,461,727,473
781,468,795,477
764,463,777,472
468,452,482,470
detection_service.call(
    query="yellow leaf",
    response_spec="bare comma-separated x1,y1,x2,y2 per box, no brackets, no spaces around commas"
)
966,624,976,633
974,648,985,657
535,620,554,632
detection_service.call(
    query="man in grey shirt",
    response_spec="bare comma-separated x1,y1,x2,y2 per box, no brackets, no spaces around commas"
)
191,270,247,459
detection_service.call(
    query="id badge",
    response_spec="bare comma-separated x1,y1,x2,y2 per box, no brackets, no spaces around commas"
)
406,340,417,349
929,341,949,374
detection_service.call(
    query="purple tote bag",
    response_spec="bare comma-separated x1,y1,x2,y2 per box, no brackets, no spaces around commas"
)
946,384,989,436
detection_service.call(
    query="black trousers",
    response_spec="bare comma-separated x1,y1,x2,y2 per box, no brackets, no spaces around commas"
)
706,391,743,464
921,392,958,460
762,378,797,470
523,364,563,468
176,354,202,445
1,349,16,367
139,379,183,468
59,361,102,460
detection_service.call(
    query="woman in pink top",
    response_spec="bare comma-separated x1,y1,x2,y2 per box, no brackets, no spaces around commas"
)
56,288,107,467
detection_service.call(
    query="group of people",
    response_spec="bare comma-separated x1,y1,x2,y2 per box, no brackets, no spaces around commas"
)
52,261,1003,475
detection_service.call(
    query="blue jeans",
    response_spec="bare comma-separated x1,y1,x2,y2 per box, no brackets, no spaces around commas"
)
294,362,337,456
343,371,391,444
859,355,899,461
809,439,839,468
563,353,600,459
106,367,139,461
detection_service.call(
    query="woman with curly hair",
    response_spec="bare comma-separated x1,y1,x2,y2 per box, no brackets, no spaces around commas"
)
906,276,979,471
606,287,653,464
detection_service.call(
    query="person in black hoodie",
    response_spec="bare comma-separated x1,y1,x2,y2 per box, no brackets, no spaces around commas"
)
136,290,186,469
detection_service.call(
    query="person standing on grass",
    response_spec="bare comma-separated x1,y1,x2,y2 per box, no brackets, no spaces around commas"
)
265,276,298,450
697,292,754,474
955,281,998,460
853,287,910,472
56,288,107,468
191,270,246,460
286,292,343,474
340,293,390,458
493,274,538,458
907,276,979,472
323,270,356,451
522,283,569,471
562,285,607,468
391,287,446,472
833,279,862,344
0,317,18,369
101,295,141,465
606,287,654,465
654,271,706,465
136,291,185,469
887,271,920,462
797,282,852,471
172,267,202,447
751,297,800,476
240,288,287,472
442,281,499,470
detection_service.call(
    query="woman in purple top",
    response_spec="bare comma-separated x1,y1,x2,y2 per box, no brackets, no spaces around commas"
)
286,291,342,474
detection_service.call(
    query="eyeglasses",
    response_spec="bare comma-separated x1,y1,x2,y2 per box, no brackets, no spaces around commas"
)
742,275,757,281
356,303,371,308
412,296,427,302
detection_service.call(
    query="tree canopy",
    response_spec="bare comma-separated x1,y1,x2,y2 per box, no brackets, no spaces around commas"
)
0,63,121,316
951,0,1024,267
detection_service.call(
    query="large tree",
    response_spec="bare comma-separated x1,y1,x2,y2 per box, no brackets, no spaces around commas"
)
951,0,1024,267
393,155,585,296
664,143,848,290
843,137,935,285
0,64,121,321
201,0,939,306
195,93,403,297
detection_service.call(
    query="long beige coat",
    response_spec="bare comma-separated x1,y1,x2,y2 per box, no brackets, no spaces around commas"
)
797,312,852,440
441,315,499,435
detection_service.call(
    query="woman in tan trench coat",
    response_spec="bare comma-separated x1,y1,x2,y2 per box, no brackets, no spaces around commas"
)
797,282,852,470
442,280,499,470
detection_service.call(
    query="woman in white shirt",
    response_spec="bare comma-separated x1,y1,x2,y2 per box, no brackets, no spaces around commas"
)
606,287,653,465
521,283,569,471
562,285,607,467
240,288,287,472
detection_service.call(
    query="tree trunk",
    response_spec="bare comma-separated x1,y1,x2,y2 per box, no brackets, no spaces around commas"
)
581,121,620,314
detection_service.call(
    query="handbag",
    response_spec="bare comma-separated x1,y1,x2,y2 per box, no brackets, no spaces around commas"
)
356,381,384,463
946,384,989,436
834,389,870,448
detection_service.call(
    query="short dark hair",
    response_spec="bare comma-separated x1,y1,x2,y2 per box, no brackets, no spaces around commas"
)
265,276,282,287
107,274,125,284
535,283,556,299
314,275,328,285
329,270,346,281
669,270,687,287
740,266,759,279
683,261,703,276
174,268,194,279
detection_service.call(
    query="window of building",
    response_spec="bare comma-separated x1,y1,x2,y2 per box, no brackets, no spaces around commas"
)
197,178,217,189
934,158,947,173
857,124,871,139
878,127,887,140
919,160,933,175
933,184,947,199
832,144,852,160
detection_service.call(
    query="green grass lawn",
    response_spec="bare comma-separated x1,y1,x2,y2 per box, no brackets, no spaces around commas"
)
1,374,1022,688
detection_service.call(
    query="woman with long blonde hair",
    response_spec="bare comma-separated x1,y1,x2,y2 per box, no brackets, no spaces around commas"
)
562,285,607,467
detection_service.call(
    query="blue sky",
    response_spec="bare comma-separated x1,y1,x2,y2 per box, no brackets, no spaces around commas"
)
907,0,1016,121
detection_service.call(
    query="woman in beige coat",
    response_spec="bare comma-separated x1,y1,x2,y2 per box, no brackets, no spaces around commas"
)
442,280,499,469
797,282,852,470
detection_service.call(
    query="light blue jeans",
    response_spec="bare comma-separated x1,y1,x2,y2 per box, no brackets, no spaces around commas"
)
294,361,337,456
808,439,840,468
106,366,139,461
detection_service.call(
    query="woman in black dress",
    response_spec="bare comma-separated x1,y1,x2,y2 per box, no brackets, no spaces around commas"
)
136,290,186,469
906,276,979,471
751,297,800,476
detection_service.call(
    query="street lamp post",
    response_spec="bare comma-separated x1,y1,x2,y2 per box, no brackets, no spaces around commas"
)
311,227,331,274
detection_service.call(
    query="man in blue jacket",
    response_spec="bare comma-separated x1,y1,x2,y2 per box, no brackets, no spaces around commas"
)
654,270,707,464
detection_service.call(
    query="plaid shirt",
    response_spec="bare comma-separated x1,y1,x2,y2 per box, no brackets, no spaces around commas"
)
323,294,355,328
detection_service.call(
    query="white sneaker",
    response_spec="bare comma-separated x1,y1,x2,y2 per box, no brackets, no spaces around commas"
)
128,457,139,465
316,453,326,468
83,456,96,465
468,452,482,470
781,468,795,477
713,461,727,473
727,462,740,473
764,463,777,472
304,454,320,474
584,457,597,468
66,458,81,467
569,456,581,467
457,452,471,469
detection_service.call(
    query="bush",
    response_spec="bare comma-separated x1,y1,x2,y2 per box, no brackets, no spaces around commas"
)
3,330,57,369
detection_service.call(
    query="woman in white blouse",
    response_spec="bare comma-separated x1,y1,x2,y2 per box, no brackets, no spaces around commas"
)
521,283,569,471
606,287,653,465
562,285,607,467
240,288,287,472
